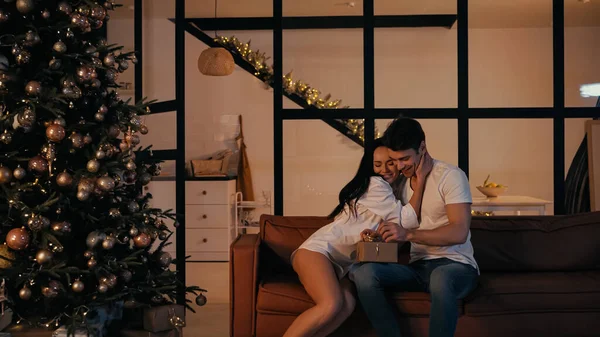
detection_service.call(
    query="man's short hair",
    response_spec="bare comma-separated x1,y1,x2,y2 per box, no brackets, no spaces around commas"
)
383,117,425,152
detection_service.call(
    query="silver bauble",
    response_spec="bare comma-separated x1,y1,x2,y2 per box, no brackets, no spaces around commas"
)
13,166,26,180
98,104,108,114
49,58,62,69
96,176,115,191
103,54,115,67
16,50,31,64
86,231,103,248
109,208,121,218
42,9,51,19
196,294,207,306
156,251,172,268
121,270,132,283
0,131,12,144
17,107,36,127
54,117,66,126
129,227,139,237
58,1,72,15
0,9,10,23
70,133,84,148
98,283,108,293
95,150,106,159
139,173,152,186
25,81,41,96
108,125,120,138
125,161,136,171
77,190,90,201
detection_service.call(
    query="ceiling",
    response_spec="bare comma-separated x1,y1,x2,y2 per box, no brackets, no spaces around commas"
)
111,0,600,28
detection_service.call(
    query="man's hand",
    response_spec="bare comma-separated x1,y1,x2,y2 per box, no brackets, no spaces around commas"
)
377,220,408,243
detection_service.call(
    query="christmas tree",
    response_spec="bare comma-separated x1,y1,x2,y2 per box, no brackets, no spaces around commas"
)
0,0,204,332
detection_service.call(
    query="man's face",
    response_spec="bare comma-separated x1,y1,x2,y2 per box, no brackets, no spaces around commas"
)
388,146,422,178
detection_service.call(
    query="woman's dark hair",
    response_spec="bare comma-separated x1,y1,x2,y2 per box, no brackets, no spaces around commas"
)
328,138,386,219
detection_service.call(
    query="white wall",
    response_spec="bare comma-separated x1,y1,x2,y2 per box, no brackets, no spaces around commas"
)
108,17,600,217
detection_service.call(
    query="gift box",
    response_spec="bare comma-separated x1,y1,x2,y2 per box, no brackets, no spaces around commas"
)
52,326,88,337
142,305,185,333
120,329,180,337
356,241,398,263
4,325,53,337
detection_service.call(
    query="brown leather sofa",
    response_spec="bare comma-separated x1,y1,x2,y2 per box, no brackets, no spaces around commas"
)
230,212,600,337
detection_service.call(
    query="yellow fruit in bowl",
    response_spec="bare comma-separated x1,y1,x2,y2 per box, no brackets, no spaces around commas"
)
477,175,508,197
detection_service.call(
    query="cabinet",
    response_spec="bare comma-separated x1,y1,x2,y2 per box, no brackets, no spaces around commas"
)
145,177,237,262
185,179,237,261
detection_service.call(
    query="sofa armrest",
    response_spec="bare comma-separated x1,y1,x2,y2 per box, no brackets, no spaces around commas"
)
230,234,260,337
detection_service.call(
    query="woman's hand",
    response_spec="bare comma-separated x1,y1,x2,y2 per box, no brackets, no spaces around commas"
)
360,229,378,241
415,150,433,186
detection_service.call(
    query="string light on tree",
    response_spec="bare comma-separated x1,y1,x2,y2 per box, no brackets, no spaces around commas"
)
0,0,206,332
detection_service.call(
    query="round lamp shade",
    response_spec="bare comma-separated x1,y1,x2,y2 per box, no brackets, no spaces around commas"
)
197,47,235,76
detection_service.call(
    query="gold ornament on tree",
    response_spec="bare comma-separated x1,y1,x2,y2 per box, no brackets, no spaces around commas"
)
0,165,12,184
0,245,15,269
6,227,30,251
19,286,31,300
46,124,66,142
72,279,84,293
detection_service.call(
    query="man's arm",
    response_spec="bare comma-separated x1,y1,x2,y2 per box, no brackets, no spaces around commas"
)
406,203,471,245
379,203,471,245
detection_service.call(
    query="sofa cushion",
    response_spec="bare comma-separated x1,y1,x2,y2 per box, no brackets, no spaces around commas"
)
464,271,600,316
260,215,330,265
256,273,462,316
471,212,600,272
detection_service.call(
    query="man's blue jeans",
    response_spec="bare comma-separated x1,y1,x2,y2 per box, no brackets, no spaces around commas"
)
350,258,479,337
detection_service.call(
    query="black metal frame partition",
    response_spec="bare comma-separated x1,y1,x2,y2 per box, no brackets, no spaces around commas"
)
129,0,600,302
269,0,599,215
132,0,186,305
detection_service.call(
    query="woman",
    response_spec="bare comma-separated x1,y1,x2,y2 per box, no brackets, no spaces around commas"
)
284,139,432,337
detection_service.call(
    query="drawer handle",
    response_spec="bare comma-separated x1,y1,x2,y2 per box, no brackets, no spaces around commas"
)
202,190,207,195
202,238,208,243
202,214,207,219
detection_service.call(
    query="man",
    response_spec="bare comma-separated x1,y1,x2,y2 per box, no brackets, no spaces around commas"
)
351,117,479,337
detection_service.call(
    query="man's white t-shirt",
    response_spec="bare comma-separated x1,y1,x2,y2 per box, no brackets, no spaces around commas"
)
401,159,479,272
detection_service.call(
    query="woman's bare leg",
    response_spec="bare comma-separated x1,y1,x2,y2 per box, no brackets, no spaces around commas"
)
312,277,356,337
283,249,345,337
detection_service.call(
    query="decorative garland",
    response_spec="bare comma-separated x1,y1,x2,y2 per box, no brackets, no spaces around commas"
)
214,36,381,142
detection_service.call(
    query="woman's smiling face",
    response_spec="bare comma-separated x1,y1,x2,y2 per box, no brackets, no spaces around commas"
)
373,146,399,184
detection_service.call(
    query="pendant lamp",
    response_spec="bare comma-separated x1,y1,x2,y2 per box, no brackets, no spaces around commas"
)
197,0,234,76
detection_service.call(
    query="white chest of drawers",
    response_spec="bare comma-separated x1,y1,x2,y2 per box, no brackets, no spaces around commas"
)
145,177,237,261
185,179,237,261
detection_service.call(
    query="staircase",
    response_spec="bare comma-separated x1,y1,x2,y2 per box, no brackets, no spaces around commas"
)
183,21,366,146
